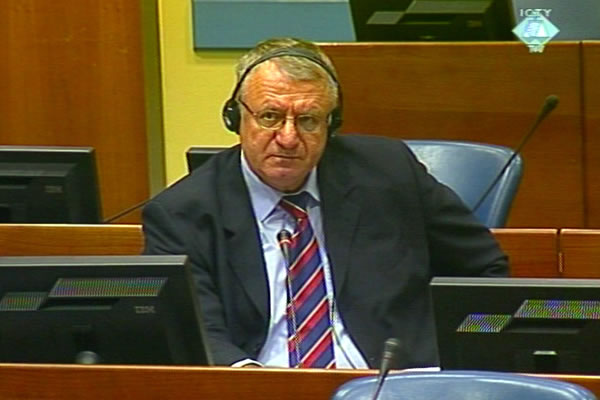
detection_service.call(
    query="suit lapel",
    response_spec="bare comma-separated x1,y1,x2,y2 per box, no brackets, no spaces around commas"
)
218,149,269,322
214,142,362,322
318,145,361,295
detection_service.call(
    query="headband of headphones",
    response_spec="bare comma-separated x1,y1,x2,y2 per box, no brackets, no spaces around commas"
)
221,47,343,136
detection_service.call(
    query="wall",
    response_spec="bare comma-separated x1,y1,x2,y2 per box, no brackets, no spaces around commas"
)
158,0,241,184
155,2,598,228
1,0,150,222
322,42,584,228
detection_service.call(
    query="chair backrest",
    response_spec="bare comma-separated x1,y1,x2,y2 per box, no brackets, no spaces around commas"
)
185,141,522,227
405,140,523,228
331,370,597,400
186,146,227,173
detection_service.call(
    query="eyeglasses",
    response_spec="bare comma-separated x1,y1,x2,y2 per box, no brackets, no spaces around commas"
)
239,99,327,134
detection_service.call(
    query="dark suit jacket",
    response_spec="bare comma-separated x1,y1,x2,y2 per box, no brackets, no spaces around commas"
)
142,134,508,368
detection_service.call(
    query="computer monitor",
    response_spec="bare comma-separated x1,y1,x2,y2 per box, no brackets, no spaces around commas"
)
431,277,600,374
0,255,212,365
349,0,516,41
186,146,226,173
0,146,102,223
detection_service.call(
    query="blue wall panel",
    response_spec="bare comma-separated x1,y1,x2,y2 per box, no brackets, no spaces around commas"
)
192,0,356,49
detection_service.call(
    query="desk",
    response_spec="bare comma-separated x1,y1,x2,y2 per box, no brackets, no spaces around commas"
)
0,224,560,277
492,228,559,277
559,229,600,278
0,364,598,400
0,224,143,256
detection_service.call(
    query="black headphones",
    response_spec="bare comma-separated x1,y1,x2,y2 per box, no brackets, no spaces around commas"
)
221,47,343,137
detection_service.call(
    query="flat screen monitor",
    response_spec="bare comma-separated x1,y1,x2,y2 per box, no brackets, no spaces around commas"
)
186,146,225,173
349,0,516,41
0,146,102,223
0,255,212,365
431,277,600,374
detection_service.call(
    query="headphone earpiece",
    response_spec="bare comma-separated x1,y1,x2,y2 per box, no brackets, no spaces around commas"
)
327,106,342,137
222,48,343,137
222,98,241,133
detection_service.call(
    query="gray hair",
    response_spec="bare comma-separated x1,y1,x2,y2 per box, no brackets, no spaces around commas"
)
235,38,339,106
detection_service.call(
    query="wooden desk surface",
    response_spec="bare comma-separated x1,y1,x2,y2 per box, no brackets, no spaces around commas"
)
0,365,370,400
0,224,561,277
0,364,598,400
559,229,600,278
492,228,559,277
0,223,143,256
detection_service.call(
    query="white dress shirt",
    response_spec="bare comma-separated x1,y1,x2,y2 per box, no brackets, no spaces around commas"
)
236,151,368,369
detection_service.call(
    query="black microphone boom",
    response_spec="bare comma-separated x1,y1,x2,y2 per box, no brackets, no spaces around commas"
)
472,94,559,213
102,171,196,223
103,198,150,223
371,338,402,400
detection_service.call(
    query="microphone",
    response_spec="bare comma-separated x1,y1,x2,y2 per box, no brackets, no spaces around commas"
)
277,230,292,265
103,171,195,223
371,338,402,400
103,198,150,223
472,94,559,213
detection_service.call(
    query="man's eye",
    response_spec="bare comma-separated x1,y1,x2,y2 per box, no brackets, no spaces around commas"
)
297,115,321,131
258,111,282,122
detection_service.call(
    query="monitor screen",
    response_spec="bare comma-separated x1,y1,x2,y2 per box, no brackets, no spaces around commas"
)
349,0,516,41
431,277,600,374
186,146,225,173
0,255,212,365
0,146,102,223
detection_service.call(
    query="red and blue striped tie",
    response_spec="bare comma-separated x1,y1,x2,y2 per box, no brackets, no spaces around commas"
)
280,192,336,369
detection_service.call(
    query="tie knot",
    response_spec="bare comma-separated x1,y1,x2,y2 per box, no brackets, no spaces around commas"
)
280,192,311,219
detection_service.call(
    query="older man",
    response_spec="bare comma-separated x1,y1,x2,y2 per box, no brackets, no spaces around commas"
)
142,37,508,369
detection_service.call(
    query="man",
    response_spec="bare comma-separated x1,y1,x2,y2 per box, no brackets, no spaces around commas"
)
142,37,508,369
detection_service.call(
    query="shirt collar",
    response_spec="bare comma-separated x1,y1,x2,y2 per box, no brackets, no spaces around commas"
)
240,151,320,222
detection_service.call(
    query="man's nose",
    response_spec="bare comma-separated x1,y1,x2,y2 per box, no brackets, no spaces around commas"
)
275,117,301,148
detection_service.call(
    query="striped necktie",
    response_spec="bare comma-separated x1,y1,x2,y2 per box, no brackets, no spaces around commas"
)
279,192,336,369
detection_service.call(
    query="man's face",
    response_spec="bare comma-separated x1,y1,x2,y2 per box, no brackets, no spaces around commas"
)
238,61,333,193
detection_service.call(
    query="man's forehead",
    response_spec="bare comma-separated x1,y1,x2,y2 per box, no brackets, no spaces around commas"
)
243,63,332,101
